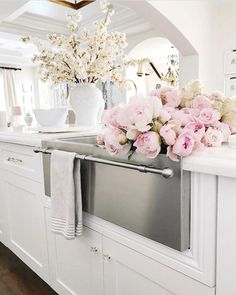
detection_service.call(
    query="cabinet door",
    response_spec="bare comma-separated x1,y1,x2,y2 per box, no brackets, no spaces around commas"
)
2,172,49,283
0,169,6,244
217,176,236,295
45,208,103,295
103,236,215,295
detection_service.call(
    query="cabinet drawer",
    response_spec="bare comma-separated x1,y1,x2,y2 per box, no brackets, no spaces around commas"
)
0,143,43,182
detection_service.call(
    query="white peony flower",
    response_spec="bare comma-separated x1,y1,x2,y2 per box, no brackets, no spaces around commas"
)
204,127,224,147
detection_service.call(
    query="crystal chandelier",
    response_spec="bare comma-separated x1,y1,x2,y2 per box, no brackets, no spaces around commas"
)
164,46,179,85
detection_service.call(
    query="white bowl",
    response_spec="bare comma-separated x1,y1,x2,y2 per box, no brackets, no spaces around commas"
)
33,108,68,127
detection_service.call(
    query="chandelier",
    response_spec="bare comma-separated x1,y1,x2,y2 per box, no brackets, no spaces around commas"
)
49,0,95,10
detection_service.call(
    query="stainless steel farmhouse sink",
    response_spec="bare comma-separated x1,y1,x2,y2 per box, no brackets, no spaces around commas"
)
38,135,191,252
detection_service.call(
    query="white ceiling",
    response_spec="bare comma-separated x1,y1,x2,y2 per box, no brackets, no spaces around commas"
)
0,0,29,22
0,0,157,66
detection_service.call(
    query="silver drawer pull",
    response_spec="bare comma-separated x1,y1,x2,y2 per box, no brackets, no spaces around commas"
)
7,157,23,164
103,254,111,262
90,246,98,253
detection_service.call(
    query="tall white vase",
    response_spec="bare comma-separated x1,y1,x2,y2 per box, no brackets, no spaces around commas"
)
69,83,105,127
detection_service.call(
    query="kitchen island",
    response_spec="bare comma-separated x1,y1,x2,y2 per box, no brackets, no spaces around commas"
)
0,129,235,295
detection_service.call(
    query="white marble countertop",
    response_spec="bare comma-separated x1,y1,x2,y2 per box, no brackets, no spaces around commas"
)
0,128,236,178
0,127,97,147
182,143,236,178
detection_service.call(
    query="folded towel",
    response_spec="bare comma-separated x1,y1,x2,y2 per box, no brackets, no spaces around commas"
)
50,150,82,239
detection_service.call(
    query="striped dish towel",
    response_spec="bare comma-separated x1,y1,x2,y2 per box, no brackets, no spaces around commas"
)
50,150,83,239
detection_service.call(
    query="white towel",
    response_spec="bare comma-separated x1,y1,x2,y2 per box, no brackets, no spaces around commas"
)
50,150,82,239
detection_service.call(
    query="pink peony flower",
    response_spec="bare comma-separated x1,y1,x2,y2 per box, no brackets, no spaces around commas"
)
147,95,163,118
159,109,171,124
192,95,213,110
172,108,199,126
118,95,162,132
164,90,181,107
194,140,205,151
160,124,177,145
97,132,105,145
134,131,161,159
104,128,131,155
203,127,224,147
214,121,231,142
115,104,131,128
128,99,153,131
103,104,125,128
149,86,173,100
167,146,179,162
198,108,221,126
172,131,195,157
183,120,205,141
149,89,160,98
168,119,182,133
126,129,141,141
163,105,176,115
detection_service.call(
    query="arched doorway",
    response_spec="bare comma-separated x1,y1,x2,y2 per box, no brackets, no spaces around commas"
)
126,37,179,98
116,0,199,86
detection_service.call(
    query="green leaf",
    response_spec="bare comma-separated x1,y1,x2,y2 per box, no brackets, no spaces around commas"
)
128,150,135,160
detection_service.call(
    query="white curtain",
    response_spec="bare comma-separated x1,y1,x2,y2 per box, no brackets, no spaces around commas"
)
2,70,18,109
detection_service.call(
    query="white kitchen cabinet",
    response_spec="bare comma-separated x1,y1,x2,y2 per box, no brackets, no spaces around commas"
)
0,196,4,243
0,139,221,295
2,171,50,283
0,166,6,244
45,208,104,295
0,146,5,243
216,176,236,295
102,236,215,295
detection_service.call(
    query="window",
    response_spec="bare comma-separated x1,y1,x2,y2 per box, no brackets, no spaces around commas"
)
38,80,68,108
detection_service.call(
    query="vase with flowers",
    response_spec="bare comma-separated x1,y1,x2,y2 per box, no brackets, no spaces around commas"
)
22,0,134,127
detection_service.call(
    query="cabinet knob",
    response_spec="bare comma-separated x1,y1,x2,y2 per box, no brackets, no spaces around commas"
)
103,254,111,262
90,246,98,253
7,157,23,164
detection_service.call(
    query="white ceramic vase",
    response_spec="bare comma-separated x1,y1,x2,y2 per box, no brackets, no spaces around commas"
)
24,112,33,127
70,83,105,127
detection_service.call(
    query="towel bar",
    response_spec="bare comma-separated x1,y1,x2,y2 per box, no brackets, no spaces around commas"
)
34,148,174,178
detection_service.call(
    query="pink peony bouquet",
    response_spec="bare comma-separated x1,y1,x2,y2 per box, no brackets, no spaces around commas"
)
97,80,236,161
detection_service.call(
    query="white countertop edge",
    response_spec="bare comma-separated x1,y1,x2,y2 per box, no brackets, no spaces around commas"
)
0,135,43,146
183,155,236,178
0,129,98,147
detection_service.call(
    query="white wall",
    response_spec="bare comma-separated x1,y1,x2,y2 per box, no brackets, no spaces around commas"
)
122,0,200,90
148,0,214,91
147,1,236,93
211,1,236,91
126,28,165,53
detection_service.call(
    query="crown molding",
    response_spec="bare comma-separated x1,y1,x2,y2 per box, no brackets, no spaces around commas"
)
0,12,153,40
13,12,68,34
